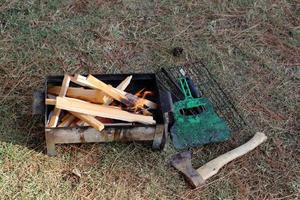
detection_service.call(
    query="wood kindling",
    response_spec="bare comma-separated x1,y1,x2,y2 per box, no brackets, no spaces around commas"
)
46,98,56,105
103,75,132,105
86,75,157,109
58,113,76,127
73,75,133,125
47,74,71,127
55,97,156,125
48,86,105,104
70,111,104,131
46,74,158,131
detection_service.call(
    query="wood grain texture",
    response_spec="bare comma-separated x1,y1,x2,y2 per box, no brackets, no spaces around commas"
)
55,97,156,125
103,75,132,104
46,98,56,105
70,111,104,131
70,75,132,126
48,86,105,104
58,114,76,127
86,75,129,104
197,132,267,180
48,75,71,127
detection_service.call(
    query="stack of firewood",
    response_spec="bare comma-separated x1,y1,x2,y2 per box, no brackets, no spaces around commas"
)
46,74,157,131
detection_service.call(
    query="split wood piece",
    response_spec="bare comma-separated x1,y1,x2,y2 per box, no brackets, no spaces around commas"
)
103,75,132,105
48,75,71,127
76,120,88,126
48,86,105,104
86,75,157,109
72,74,132,106
61,113,72,121
70,111,104,131
47,94,57,99
73,75,132,125
70,75,130,105
69,120,79,127
58,114,76,127
55,97,156,125
117,89,157,109
53,107,104,131
46,98,56,105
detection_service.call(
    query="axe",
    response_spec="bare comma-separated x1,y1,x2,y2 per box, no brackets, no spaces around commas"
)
170,132,267,188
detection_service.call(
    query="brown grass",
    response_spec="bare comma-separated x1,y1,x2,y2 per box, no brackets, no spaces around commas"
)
0,0,299,199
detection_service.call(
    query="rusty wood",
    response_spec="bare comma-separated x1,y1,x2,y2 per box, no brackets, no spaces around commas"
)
45,126,156,145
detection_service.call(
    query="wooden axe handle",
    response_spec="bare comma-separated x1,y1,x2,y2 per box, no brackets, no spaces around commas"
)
197,132,267,180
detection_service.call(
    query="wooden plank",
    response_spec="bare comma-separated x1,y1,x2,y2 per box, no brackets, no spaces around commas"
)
70,112,104,131
55,97,156,125
48,86,105,104
48,75,71,127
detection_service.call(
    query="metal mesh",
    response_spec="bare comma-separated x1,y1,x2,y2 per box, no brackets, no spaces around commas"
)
156,62,247,132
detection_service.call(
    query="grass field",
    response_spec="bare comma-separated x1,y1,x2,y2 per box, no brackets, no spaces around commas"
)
0,0,299,199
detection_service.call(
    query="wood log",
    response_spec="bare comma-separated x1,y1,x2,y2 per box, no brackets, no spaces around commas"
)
55,97,156,125
48,75,71,127
48,86,105,104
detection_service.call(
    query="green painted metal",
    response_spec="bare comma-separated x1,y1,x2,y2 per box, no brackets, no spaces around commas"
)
171,78,231,149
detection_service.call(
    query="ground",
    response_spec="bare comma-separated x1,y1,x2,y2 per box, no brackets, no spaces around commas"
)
0,0,299,199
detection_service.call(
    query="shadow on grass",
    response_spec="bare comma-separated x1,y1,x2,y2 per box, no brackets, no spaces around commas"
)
0,97,46,153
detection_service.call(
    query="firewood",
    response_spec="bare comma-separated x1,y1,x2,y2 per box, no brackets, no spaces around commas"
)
46,98,56,105
55,97,156,125
48,75,71,127
73,75,132,125
48,86,105,104
103,75,132,105
116,75,132,91
79,74,131,105
58,114,76,127
70,112,104,131
76,120,88,126
61,113,72,122
86,75,157,109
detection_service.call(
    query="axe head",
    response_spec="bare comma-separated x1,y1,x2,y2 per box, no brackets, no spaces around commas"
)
170,151,204,188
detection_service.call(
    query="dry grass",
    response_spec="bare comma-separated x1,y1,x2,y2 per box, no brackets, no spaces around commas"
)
0,0,299,199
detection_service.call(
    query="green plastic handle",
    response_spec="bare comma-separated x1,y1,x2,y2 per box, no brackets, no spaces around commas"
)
179,78,193,99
